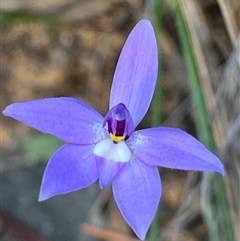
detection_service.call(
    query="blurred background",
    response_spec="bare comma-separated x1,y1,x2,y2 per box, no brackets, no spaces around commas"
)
1,0,239,241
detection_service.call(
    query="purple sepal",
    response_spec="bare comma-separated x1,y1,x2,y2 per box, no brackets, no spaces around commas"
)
3,97,106,145
128,127,226,175
39,144,98,201
110,19,158,127
113,158,161,240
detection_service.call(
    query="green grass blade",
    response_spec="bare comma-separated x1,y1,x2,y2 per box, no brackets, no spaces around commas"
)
149,0,163,240
1,11,62,27
214,174,234,240
151,0,162,128
172,0,233,240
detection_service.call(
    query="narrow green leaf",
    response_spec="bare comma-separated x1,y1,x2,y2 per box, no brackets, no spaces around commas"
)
172,1,233,240
150,0,163,240
151,0,162,128
1,11,62,27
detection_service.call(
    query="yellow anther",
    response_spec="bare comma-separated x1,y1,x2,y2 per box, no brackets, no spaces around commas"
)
110,133,125,143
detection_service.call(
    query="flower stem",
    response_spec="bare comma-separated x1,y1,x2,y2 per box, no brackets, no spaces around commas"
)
150,0,162,240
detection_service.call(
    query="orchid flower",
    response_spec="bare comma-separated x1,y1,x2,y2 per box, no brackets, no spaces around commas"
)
2,19,225,240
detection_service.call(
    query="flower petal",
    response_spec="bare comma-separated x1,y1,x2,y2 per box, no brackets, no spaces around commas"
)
94,138,131,163
110,19,158,127
112,158,161,240
96,156,125,189
94,138,131,188
128,127,225,175
3,97,107,144
39,144,98,201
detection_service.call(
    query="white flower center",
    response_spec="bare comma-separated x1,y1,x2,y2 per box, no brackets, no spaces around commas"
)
94,138,131,163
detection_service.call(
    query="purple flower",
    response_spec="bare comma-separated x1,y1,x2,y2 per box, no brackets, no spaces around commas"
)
2,20,225,240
